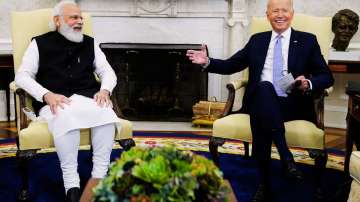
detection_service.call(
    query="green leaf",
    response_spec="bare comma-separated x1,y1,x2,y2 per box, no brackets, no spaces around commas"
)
132,155,170,185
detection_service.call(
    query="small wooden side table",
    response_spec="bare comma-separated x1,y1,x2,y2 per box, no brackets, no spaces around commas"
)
344,82,360,175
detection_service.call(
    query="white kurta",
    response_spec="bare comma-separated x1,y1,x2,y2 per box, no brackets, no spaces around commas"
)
39,94,119,138
15,36,120,138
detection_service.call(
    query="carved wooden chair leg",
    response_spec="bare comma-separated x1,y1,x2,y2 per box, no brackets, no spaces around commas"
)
309,149,328,200
16,149,38,201
243,142,250,158
209,137,226,167
117,139,136,151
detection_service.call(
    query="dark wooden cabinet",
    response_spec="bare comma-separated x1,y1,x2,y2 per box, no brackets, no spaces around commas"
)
329,60,360,73
344,88,360,174
0,54,14,122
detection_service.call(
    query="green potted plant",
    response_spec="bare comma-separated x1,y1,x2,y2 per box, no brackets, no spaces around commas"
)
93,146,229,202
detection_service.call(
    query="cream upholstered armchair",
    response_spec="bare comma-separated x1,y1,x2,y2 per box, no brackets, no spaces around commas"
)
10,9,135,201
209,14,332,197
348,151,360,202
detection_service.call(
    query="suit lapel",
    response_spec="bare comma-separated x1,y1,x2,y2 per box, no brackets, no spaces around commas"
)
288,29,299,74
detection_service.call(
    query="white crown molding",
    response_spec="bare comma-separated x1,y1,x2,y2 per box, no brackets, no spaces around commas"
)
81,0,234,19
133,0,178,17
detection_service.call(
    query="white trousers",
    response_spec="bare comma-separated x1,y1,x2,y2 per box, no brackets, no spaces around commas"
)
53,123,115,192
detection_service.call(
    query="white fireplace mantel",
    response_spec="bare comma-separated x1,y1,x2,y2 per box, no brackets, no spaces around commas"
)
77,0,250,102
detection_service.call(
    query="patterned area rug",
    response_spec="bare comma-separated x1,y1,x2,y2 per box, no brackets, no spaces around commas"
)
0,131,344,171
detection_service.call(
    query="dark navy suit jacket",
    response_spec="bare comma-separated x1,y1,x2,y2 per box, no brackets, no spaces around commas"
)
207,29,334,119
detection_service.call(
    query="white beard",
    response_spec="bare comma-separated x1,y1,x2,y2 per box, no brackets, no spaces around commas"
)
59,20,84,43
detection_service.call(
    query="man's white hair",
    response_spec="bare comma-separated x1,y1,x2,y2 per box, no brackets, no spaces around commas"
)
49,0,77,31
266,0,294,11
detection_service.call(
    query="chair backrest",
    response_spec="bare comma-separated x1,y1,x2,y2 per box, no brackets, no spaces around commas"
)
11,8,93,72
241,14,332,79
11,9,93,131
250,13,332,61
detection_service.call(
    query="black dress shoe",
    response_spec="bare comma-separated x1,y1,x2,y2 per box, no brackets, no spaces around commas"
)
66,187,80,202
283,160,304,181
251,184,271,202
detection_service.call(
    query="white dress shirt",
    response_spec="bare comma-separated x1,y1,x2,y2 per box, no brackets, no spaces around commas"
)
15,39,117,102
261,27,291,83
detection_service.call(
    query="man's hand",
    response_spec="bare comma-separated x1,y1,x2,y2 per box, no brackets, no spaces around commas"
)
94,89,112,107
43,92,71,114
186,44,208,65
294,75,310,91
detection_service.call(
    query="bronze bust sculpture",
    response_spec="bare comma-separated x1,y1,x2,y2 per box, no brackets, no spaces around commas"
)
332,9,359,51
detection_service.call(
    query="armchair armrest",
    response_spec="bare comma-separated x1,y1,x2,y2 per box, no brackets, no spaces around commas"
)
110,96,125,119
9,81,18,93
11,82,31,130
228,79,248,91
16,88,30,130
313,87,332,130
324,86,333,95
222,79,248,116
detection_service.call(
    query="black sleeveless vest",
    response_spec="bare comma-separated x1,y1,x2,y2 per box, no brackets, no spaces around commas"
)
32,31,100,114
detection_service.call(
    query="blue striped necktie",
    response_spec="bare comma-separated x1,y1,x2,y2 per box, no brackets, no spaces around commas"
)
273,35,287,97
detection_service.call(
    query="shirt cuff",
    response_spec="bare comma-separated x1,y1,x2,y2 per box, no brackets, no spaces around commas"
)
201,57,210,69
38,89,50,103
100,87,112,95
306,79,312,90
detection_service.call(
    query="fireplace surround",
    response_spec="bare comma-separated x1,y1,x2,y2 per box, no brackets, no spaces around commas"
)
101,43,208,121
